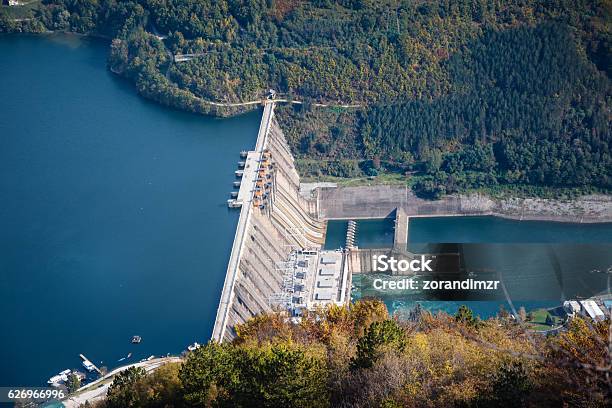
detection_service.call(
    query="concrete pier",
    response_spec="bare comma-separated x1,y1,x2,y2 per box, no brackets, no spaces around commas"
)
79,354,102,375
394,208,408,251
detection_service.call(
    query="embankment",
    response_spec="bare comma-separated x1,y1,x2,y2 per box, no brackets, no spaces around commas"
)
316,185,612,223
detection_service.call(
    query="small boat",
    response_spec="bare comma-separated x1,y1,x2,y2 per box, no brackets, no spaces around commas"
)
146,355,155,361
82,359,96,372
131,335,142,344
48,375,64,386
118,352,133,362
227,199,242,208
187,342,201,352
48,369,71,385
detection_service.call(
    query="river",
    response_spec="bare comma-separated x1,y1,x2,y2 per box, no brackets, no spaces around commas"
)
0,34,259,386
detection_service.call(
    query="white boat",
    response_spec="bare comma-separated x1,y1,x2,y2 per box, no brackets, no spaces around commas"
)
187,342,201,352
82,359,96,372
47,375,64,385
47,369,71,385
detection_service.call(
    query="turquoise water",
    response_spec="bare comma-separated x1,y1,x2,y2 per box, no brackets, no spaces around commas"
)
324,218,394,249
382,300,559,320
408,216,612,248
0,34,259,386
325,216,612,249
328,217,612,318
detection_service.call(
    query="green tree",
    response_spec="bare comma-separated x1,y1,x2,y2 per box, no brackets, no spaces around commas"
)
181,342,329,408
455,305,478,327
352,320,405,369
106,366,146,408
65,373,81,393
230,344,329,408
180,342,237,406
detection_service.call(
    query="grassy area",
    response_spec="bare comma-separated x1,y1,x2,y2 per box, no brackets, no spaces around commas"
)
301,171,408,187
302,168,609,200
525,308,564,331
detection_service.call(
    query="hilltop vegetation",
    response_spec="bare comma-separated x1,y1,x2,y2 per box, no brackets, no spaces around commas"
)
0,1,610,197
89,300,610,407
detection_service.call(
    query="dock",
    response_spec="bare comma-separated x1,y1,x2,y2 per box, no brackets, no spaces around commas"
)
79,354,102,375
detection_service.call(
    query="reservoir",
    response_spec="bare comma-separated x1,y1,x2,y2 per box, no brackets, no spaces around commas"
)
1,33,611,387
0,34,259,386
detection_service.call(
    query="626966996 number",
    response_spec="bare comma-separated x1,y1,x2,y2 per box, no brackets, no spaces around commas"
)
1,387,65,402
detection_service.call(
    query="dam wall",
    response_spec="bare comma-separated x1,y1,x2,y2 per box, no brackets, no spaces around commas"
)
212,103,326,342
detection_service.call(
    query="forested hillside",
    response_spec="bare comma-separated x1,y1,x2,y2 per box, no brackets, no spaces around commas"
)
87,300,610,407
1,0,610,196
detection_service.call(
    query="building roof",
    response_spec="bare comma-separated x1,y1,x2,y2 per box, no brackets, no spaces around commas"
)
320,254,339,264
319,266,336,276
564,300,581,313
580,300,605,320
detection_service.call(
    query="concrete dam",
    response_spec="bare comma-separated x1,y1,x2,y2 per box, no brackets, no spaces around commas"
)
213,103,350,342
212,104,451,342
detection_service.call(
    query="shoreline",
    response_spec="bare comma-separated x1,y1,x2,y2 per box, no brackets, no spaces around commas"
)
324,212,612,224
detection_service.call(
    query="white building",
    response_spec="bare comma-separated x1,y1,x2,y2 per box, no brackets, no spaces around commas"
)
563,300,581,317
579,300,606,321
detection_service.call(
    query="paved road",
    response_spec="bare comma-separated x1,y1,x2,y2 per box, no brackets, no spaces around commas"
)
62,357,182,408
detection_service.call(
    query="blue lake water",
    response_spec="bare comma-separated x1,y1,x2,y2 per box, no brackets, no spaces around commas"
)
0,34,259,386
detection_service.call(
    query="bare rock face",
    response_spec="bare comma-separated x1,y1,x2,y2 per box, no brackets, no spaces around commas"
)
459,194,496,213
315,184,611,222
496,195,612,222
